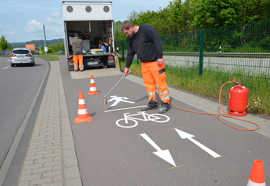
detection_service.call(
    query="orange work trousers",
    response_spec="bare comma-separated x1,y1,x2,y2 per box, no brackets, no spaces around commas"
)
141,60,170,103
73,54,83,71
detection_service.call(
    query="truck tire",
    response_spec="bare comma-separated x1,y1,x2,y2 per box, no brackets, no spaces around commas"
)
68,66,74,71
67,63,74,71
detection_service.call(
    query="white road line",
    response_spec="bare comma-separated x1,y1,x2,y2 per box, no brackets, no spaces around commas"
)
1,66,9,70
140,133,176,167
175,129,221,158
104,105,146,112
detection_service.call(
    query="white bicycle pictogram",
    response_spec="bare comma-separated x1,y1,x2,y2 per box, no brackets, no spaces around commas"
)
115,111,170,128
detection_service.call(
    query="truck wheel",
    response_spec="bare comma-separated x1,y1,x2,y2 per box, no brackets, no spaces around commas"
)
67,63,74,71
68,66,74,71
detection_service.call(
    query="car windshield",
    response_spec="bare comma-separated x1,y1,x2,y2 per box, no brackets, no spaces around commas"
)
13,50,30,54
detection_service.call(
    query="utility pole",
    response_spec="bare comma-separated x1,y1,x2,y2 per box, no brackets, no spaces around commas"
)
43,24,48,56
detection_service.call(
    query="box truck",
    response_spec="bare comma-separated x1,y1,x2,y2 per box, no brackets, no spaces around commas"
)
62,1,115,71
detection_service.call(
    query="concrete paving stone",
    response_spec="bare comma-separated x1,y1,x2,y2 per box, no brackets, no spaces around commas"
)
46,183,63,186
51,175,64,183
21,163,43,170
24,168,53,176
63,158,76,167
62,143,74,150
62,143,74,151
62,146,76,154
39,171,62,180
62,148,76,156
62,148,75,155
63,160,78,168
61,137,74,143
17,181,30,186
62,130,73,137
64,167,80,180
39,161,62,169
65,178,82,186
30,179,53,186
20,173,43,182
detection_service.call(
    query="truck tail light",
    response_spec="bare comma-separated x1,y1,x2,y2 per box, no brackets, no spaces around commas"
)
108,56,114,60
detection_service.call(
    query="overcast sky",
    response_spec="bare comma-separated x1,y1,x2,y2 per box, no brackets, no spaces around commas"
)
0,0,172,42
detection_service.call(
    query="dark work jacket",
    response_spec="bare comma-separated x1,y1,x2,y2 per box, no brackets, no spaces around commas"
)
125,24,163,68
71,37,83,55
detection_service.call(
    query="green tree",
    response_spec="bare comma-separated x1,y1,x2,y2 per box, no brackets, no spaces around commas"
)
262,0,270,19
237,0,264,24
0,35,9,51
191,0,239,29
191,0,265,29
114,20,126,41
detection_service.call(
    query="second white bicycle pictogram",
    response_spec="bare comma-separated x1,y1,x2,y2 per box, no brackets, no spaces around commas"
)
116,111,170,128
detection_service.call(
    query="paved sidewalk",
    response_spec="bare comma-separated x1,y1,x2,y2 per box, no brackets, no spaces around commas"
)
18,62,82,186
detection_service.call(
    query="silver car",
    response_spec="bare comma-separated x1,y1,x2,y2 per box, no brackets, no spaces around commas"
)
10,48,35,67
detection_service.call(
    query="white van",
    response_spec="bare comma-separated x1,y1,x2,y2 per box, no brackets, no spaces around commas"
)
62,1,115,71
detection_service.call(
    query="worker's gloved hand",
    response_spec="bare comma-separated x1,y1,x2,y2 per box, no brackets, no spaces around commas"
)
157,58,164,65
124,67,130,76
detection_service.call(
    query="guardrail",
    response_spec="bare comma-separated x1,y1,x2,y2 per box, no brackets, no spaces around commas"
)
164,52,270,58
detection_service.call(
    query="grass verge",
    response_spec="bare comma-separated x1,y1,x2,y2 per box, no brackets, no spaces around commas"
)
38,55,59,62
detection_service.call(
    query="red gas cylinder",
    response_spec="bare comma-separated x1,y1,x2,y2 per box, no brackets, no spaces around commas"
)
228,84,249,116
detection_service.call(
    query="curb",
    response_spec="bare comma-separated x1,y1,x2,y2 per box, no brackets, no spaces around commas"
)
0,58,50,186
58,60,83,186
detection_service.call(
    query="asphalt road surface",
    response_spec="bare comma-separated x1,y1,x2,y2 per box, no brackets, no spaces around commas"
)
60,57,270,186
0,57,48,170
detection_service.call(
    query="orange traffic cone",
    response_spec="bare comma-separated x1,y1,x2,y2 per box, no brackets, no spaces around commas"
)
247,160,266,186
88,75,99,95
74,91,93,123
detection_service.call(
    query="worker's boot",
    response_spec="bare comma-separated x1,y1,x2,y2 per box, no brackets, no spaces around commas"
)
159,102,171,113
141,100,158,111
79,64,84,72
74,64,78,72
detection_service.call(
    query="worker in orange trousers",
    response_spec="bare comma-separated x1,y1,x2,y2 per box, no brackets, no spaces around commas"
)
71,33,84,72
122,21,170,113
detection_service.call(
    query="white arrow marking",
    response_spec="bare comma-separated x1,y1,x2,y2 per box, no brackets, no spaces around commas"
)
175,129,221,158
140,133,176,167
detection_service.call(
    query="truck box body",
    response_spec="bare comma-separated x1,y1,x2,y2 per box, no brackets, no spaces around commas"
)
62,1,115,70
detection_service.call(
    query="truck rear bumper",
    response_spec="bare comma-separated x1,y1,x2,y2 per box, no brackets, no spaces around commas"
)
66,54,115,70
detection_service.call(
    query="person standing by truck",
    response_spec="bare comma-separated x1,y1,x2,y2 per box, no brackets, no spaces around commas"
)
121,21,171,113
71,33,84,71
